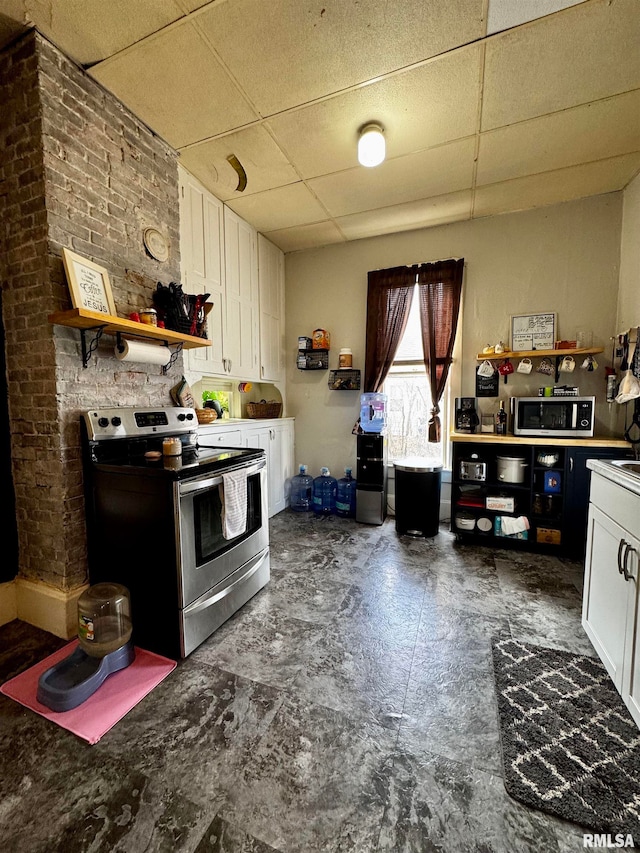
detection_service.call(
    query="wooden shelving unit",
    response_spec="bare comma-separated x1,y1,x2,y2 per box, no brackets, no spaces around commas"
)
49,307,211,372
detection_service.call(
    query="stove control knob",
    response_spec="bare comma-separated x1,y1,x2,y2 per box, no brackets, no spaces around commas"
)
185,412,194,420
98,417,109,428
177,413,185,421
111,416,122,427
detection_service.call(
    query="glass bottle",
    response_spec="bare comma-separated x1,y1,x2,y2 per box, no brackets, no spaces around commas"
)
496,400,507,436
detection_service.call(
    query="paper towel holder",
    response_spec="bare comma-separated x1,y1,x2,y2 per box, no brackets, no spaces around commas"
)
115,333,182,374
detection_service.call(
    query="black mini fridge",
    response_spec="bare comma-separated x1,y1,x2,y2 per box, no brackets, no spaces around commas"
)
356,433,387,525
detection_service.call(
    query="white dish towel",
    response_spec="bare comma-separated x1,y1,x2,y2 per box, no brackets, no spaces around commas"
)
219,469,248,540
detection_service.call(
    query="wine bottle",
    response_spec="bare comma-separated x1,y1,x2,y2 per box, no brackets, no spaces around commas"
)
496,400,507,436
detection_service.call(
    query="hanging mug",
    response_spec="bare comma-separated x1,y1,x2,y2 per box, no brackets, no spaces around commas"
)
559,355,575,373
517,357,533,374
537,357,554,376
498,359,514,376
477,359,495,378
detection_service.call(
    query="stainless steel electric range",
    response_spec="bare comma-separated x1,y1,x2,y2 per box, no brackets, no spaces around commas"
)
82,406,269,659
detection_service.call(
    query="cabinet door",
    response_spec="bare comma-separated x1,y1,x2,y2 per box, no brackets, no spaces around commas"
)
564,447,633,557
621,537,640,728
258,234,284,382
224,208,259,379
582,504,632,689
178,166,225,375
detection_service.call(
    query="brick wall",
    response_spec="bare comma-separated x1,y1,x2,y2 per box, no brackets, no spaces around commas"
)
0,31,182,591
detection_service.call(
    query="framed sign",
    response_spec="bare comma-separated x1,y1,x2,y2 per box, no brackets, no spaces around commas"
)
511,312,556,352
62,248,116,316
475,365,499,397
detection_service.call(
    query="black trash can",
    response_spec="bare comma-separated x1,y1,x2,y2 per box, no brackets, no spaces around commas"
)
394,457,442,537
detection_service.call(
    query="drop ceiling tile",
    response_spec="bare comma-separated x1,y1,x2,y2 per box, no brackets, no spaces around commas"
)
30,0,186,64
91,21,258,148
179,126,299,200
482,0,640,130
308,138,476,218
487,0,586,35
266,45,482,179
473,153,640,218
477,90,640,186
225,183,328,232
336,191,472,240
263,221,346,253
195,0,485,116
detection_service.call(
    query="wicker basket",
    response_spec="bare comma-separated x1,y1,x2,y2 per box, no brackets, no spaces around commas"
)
196,408,218,424
246,401,282,419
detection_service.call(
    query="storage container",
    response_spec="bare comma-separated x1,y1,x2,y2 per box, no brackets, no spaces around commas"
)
312,467,337,515
360,392,387,433
335,468,357,517
290,464,314,512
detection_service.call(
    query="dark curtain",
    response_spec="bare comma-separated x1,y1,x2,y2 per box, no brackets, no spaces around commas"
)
417,258,464,442
364,266,417,392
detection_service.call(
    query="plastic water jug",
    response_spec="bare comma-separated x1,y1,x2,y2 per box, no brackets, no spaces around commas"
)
335,468,357,518
360,392,387,433
290,464,314,512
312,467,337,515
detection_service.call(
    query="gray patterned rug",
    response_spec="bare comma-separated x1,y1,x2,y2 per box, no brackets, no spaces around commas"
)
492,637,640,837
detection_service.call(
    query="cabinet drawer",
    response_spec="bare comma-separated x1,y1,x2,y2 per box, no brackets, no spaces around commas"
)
198,428,243,447
590,473,640,534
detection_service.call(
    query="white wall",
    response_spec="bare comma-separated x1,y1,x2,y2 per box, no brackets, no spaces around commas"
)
285,194,623,477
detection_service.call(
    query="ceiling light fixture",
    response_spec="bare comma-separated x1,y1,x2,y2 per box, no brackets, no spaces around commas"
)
357,123,385,168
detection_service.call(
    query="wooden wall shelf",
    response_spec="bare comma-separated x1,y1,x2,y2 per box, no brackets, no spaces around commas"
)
48,308,212,349
476,346,603,361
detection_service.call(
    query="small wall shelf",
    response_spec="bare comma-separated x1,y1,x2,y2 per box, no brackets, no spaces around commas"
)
476,346,603,361
297,348,328,370
476,346,604,383
48,307,211,371
328,369,361,390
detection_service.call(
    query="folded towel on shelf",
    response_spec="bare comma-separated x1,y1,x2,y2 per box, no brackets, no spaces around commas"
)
499,515,530,535
219,469,248,539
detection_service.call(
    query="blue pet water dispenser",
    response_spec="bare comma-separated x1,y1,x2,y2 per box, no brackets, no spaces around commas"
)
37,583,135,712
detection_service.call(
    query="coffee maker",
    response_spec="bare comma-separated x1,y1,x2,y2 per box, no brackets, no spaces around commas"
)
455,397,479,433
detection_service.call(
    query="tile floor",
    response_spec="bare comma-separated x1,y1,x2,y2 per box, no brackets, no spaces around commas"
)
0,512,600,852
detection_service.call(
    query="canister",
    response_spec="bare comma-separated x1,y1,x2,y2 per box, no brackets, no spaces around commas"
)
338,348,352,368
139,308,158,326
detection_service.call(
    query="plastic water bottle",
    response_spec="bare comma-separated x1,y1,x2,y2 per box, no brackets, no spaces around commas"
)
360,392,387,433
290,464,313,512
335,468,357,518
312,467,337,515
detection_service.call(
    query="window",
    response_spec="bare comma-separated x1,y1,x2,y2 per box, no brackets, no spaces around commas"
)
383,285,448,466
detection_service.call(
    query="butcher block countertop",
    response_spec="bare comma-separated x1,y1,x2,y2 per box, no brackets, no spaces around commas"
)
449,432,631,449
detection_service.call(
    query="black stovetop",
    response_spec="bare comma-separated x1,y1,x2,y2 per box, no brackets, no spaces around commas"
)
88,437,264,480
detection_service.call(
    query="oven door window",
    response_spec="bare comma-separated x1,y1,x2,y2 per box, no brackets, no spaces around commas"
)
193,472,262,566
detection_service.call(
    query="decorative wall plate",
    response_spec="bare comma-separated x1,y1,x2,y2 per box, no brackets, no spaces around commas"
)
143,227,169,262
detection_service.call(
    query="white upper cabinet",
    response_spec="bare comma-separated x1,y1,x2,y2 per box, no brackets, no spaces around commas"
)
179,166,283,383
178,165,225,375
258,234,285,383
223,208,259,380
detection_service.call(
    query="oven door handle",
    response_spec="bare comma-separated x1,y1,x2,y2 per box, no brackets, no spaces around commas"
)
178,459,265,496
183,548,269,616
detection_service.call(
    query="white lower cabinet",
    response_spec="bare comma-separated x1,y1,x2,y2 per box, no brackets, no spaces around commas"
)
197,419,294,518
243,420,294,517
582,472,640,728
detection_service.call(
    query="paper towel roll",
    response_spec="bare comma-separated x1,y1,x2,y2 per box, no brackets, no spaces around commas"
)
114,339,170,366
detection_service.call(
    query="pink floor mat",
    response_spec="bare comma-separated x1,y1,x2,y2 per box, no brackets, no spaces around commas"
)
0,640,176,744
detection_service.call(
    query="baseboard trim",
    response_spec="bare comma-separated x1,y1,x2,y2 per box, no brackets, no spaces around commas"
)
0,581,18,627
13,579,88,639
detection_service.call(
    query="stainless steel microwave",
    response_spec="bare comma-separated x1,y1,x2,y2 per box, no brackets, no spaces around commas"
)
512,396,595,438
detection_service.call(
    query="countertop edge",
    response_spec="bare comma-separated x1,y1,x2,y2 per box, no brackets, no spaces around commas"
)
449,433,630,448
587,459,640,497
